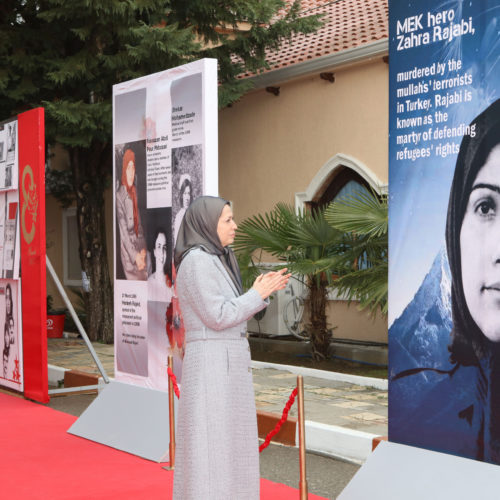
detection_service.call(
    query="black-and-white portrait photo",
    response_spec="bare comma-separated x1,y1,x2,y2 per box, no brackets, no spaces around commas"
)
5,166,12,188
6,122,16,163
7,123,16,152
2,283,16,382
146,207,173,303
172,144,202,246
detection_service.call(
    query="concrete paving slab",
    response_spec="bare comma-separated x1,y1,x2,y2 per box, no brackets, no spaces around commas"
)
47,336,388,463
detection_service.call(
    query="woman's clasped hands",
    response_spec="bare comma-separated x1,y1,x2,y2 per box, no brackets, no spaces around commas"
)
252,268,291,300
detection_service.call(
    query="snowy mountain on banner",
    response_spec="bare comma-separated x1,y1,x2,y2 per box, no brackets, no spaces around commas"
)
389,248,453,409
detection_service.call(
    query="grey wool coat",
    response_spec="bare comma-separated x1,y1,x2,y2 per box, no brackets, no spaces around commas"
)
172,247,268,500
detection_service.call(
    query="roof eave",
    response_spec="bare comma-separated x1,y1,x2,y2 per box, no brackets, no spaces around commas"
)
248,38,388,89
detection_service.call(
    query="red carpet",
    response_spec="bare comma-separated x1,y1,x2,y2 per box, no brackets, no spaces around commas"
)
0,392,327,499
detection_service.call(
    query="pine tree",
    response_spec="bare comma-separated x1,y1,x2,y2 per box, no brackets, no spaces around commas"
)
0,0,321,342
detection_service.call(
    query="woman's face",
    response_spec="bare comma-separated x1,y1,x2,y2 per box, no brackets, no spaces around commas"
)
217,204,237,247
461,144,500,341
154,232,167,268
182,185,191,208
125,160,135,188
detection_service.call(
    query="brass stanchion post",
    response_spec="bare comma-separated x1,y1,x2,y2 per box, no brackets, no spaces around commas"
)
297,375,308,499
167,355,176,470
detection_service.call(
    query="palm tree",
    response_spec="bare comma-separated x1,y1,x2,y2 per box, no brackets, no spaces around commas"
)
234,203,345,360
324,189,388,315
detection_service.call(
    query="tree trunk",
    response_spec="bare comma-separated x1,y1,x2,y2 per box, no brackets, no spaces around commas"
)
306,275,332,361
71,144,114,343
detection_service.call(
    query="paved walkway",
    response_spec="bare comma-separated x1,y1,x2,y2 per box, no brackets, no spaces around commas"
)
47,337,388,437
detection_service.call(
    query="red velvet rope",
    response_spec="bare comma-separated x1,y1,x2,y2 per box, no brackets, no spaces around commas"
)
166,366,297,452
259,386,298,453
167,366,180,398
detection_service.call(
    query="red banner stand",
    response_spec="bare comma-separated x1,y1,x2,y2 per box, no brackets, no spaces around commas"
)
19,107,48,403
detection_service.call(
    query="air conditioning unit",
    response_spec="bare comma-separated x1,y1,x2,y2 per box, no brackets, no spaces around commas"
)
248,277,305,337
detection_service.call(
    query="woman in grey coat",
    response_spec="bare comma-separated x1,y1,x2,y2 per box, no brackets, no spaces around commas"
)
172,196,289,500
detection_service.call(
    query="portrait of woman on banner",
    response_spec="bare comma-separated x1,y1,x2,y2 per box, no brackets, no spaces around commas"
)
116,148,147,281
147,227,172,303
391,99,500,465
173,174,192,245
2,284,14,380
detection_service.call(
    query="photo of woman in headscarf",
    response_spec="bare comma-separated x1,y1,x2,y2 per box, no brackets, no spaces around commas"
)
391,99,500,464
2,284,13,379
2,324,9,378
172,196,290,500
7,122,16,153
147,227,172,303
173,174,192,245
116,148,147,280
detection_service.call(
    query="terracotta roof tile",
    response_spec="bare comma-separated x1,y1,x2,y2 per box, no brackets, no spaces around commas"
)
238,0,388,78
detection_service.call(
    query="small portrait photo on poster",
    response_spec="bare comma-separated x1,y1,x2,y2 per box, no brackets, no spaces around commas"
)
1,282,20,386
7,122,16,152
146,207,173,304
171,145,202,246
115,141,148,281
5,166,12,188
6,122,16,162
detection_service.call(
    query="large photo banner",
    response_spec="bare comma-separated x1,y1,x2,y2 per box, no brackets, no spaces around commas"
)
0,118,21,280
389,1,500,463
0,280,22,391
0,118,19,191
113,59,218,390
0,115,24,394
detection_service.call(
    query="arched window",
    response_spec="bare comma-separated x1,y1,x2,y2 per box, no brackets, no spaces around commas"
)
308,168,374,272
294,153,386,214
294,155,387,293
308,167,371,211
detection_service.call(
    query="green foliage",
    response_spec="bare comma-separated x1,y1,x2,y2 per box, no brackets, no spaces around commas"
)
324,189,388,315
46,294,54,313
0,1,323,136
45,166,74,208
235,250,262,291
46,293,65,314
0,0,322,342
325,188,388,237
234,203,345,359
0,0,323,169
234,202,344,279
235,193,389,356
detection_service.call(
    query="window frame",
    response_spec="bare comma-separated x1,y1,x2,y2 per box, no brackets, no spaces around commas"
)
62,206,82,287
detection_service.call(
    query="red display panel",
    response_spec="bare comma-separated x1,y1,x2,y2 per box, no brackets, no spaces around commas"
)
18,108,47,403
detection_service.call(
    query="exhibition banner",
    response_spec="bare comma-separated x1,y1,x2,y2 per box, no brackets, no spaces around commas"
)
18,108,46,402
0,280,22,391
0,116,23,394
113,59,218,390
389,1,500,463
0,118,18,190
0,118,21,280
